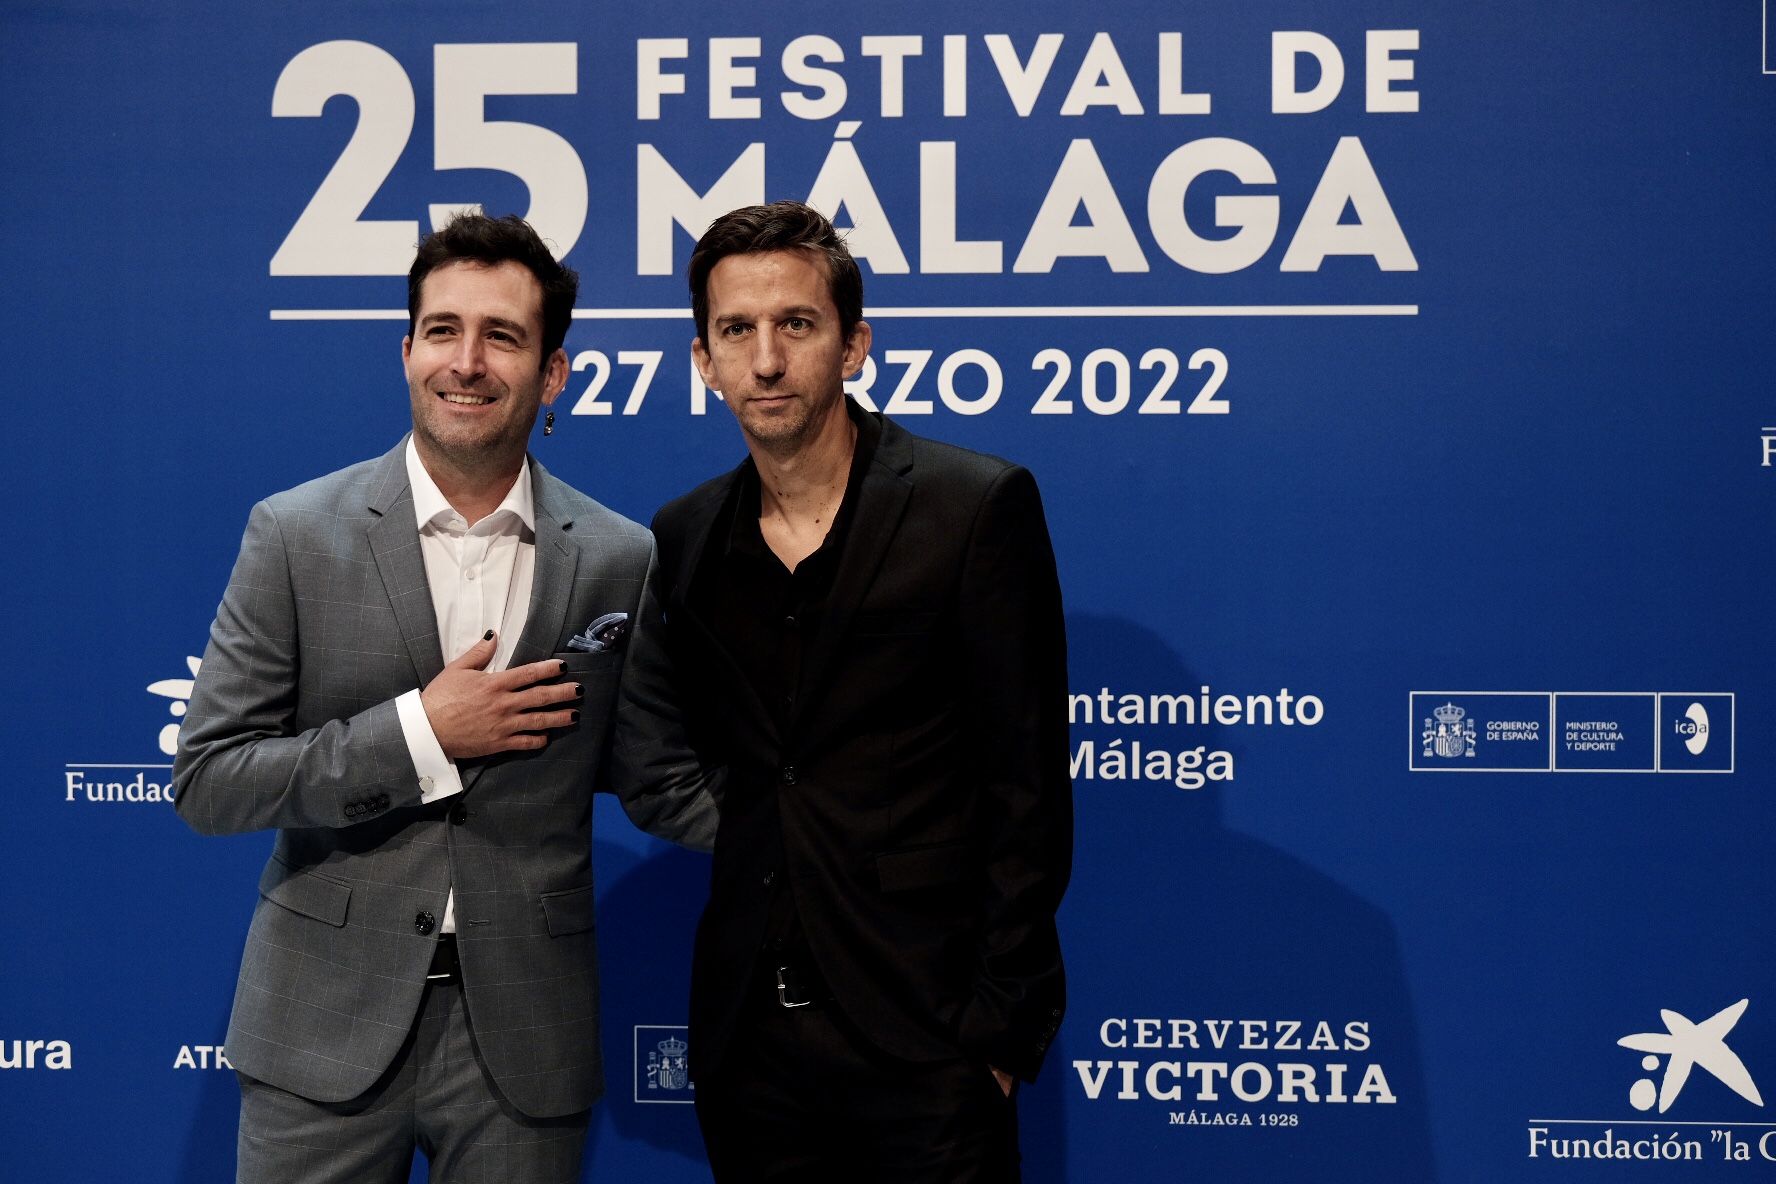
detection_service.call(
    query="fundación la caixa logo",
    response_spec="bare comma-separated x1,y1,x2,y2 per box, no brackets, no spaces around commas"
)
1528,998,1768,1164
62,654,202,804
1618,1000,1762,1116
1409,691,1733,774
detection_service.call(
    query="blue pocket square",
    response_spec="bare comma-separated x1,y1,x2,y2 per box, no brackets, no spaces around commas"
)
567,612,630,653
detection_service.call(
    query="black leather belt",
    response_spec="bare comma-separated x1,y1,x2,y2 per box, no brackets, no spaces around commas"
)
426,934,460,982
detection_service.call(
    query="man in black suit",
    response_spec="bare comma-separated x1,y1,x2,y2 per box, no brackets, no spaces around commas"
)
650,202,1071,1181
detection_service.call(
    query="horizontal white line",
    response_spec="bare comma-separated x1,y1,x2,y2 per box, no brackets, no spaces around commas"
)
271,304,1419,322
1529,1119,1776,1127
271,309,408,321
66,763,174,769
865,305,1418,318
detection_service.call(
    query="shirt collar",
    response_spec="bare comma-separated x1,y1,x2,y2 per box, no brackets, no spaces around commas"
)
404,437,535,533
724,397,879,561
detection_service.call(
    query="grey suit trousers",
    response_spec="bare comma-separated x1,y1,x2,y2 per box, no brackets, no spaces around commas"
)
237,978,587,1184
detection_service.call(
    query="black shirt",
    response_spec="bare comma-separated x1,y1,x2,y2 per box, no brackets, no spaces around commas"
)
690,403,881,961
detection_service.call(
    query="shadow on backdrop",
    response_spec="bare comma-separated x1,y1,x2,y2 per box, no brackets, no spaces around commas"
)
1055,614,1437,1182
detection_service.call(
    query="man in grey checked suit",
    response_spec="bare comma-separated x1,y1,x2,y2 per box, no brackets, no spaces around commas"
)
174,213,716,1183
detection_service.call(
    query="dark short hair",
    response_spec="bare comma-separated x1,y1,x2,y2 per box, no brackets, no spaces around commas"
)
408,213,579,367
688,202,863,343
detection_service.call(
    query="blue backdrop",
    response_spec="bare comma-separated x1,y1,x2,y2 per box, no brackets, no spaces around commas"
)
4,2,1774,1180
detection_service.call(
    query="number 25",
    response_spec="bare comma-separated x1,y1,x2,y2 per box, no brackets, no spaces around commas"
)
269,41,587,276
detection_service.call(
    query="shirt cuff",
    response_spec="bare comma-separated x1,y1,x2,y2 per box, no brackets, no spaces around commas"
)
395,689,463,803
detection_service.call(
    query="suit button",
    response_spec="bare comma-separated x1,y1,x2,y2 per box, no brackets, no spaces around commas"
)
783,615,797,629
415,912,436,936
450,804,469,826
762,870,776,886
780,766,798,786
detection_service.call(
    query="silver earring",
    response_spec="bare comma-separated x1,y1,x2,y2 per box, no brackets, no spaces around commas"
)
544,409,555,436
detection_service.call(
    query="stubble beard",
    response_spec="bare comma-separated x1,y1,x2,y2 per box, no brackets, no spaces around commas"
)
736,387,843,458
738,402,810,452
410,381,534,482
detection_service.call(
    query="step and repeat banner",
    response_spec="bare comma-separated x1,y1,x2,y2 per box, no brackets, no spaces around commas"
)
4,1,1774,1180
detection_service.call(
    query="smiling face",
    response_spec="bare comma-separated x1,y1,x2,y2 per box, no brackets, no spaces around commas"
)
692,249,871,455
403,258,567,478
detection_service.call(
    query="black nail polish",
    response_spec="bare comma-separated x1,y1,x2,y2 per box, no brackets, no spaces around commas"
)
483,629,495,641
573,683,583,696
570,710,580,724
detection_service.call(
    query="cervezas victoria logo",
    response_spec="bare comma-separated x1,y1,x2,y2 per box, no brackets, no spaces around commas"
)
1073,1014,1395,1130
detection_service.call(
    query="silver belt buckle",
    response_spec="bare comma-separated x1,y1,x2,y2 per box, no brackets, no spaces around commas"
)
775,965,811,1008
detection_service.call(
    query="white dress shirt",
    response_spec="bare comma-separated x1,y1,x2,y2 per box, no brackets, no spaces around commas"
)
393,439,537,933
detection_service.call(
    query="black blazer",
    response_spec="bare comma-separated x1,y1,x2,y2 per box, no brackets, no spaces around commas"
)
653,403,1071,1082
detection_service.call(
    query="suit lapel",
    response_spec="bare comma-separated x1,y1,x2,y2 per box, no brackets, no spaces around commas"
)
797,412,914,717
665,472,733,614
460,460,579,792
365,439,445,689
672,466,781,749
510,459,580,669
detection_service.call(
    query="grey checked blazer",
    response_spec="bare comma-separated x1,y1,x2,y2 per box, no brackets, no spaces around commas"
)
174,438,716,1118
